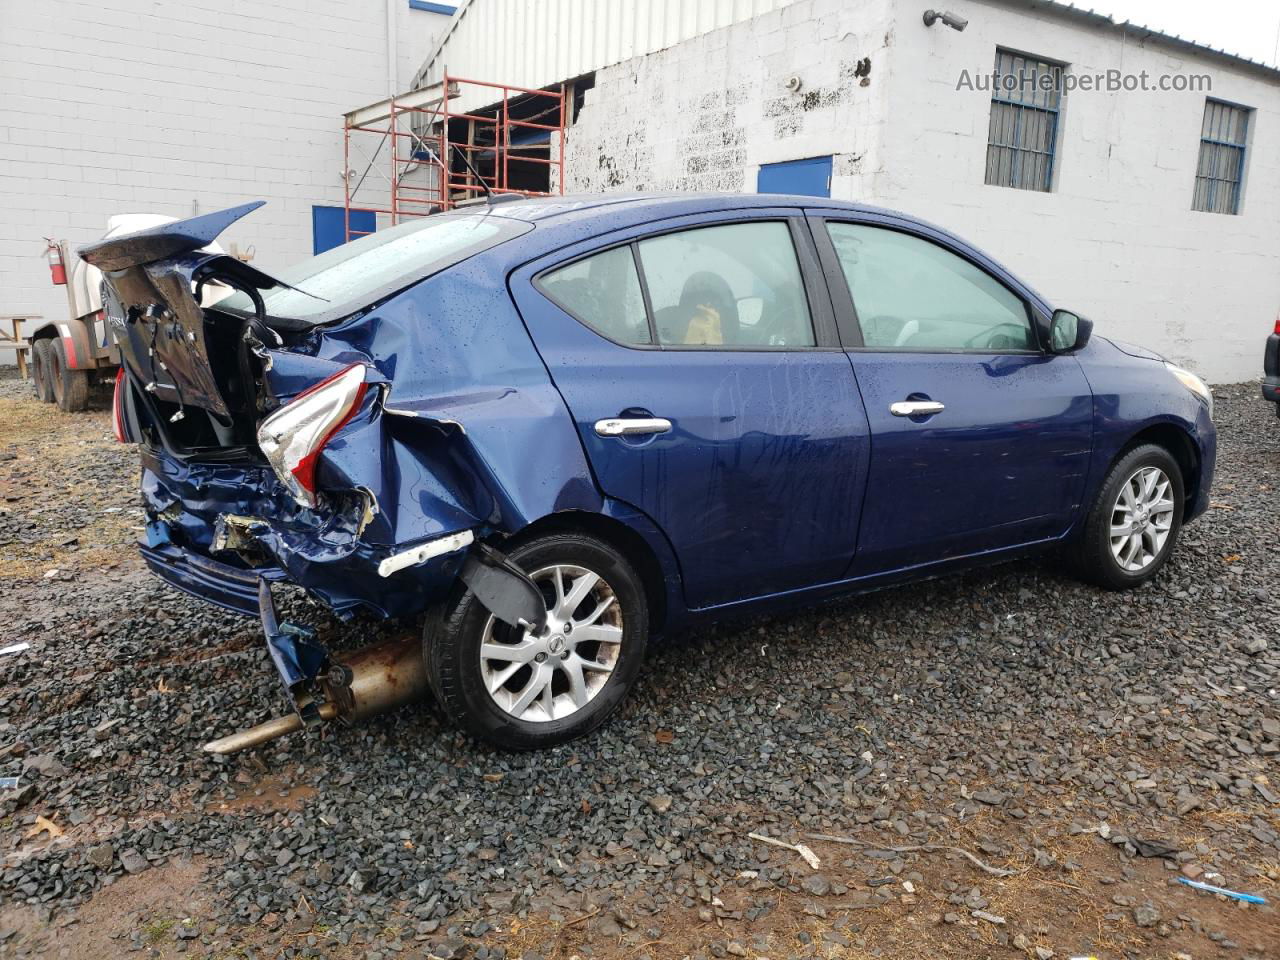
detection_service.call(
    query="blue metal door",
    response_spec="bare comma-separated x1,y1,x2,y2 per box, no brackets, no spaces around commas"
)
311,206,375,255
510,210,870,610
757,156,832,197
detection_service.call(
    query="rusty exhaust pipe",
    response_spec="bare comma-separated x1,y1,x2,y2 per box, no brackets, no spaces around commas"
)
202,637,428,755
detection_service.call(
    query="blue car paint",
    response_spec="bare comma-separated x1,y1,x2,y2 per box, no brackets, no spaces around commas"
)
112,194,1214,654
507,209,870,609
844,352,1094,575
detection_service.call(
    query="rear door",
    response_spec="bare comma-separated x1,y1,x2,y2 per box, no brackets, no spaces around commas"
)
811,213,1093,575
510,210,870,610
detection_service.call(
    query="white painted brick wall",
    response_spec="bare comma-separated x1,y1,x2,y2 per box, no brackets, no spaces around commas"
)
564,0,1280,382
0,0,447,359
877,0,1280,384
565,0,894,198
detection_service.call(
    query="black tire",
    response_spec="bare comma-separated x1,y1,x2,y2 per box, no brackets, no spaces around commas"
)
31,339,55,403
1069,444,1185,590
50,339,89,413
426,533,648,750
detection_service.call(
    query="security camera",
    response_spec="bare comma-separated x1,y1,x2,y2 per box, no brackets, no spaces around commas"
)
923,9,968,31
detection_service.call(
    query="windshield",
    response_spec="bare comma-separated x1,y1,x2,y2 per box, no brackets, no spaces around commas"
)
215,213,526,323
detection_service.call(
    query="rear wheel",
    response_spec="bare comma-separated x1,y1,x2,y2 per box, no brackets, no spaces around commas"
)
426,533,648,750
50,339,89,412
1069,444,1184,590
31,340,55,403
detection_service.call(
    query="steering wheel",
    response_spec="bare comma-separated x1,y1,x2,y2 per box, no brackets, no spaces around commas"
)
964,323,1029,351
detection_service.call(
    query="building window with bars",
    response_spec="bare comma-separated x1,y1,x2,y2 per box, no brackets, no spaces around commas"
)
1193,99,1250,215
985,49,1064,193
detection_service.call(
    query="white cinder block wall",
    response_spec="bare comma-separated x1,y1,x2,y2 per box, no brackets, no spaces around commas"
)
566,0,1280,383
0,0,448,360
565,0,894,201
880,0,1280,384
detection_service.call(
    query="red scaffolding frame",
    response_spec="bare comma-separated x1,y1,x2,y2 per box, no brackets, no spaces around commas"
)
342,73,566,241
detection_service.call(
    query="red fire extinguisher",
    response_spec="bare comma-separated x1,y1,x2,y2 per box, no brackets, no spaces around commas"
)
44,239,67,286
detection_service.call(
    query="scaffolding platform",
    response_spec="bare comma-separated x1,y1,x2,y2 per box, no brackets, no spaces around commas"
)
342,73,566,241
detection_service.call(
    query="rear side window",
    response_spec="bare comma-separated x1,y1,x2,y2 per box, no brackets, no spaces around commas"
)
638,222,815,347
826,223,1034,352
538,246,650,345
214,213,529,325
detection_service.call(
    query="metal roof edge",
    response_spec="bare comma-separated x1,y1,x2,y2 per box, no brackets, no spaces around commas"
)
983,0,1280,83
411,0,475,90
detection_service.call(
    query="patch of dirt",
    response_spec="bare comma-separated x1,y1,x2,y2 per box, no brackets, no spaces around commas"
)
0,858,213,959
207,774,318,815
486,825,1279,960
0,379,139,580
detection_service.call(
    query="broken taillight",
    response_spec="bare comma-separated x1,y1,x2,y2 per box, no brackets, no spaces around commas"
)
112,367,130,443
256,364,368,507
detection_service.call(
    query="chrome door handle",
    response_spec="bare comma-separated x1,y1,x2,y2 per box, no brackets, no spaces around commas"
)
594,417,673,437
890,400,945,417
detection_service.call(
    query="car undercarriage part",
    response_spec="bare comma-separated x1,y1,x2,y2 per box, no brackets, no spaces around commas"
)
203,635,428,754
459,541,548,634
203,541,541,754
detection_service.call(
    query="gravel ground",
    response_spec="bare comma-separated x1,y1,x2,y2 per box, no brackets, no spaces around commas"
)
0,369,1277,960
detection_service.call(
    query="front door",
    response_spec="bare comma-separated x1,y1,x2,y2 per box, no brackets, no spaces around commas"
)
511,212,870,609
813,215,1094,575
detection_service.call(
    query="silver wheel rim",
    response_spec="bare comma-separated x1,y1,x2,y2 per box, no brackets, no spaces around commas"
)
479,563,624,723
1110,465,1174,573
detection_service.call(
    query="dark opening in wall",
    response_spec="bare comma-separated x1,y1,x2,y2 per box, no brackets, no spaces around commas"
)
441,73,594,200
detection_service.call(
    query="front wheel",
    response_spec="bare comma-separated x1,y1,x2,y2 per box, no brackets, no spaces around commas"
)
1069,444,1185,590
426,533,649,750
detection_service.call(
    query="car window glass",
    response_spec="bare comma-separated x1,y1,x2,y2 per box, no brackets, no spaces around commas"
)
214,214,517,323
826,223,1035,351
539,246,651,345
637,222,815,348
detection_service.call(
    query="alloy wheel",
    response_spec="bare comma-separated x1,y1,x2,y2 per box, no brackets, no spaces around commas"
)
479,564,624,723
1109,465,1175,573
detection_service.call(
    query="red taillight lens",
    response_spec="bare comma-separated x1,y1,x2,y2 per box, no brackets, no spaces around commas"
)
112,367,129,443
1274,312,1280,336
256,364,368,507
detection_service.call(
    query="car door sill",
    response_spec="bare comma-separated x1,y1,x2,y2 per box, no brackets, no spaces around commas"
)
689,533,1067,615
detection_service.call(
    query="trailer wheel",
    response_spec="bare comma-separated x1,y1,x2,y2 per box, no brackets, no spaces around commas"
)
31,340,55,403
50,339,89,413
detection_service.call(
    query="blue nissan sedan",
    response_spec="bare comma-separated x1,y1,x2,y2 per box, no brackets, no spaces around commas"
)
84,193,1216,751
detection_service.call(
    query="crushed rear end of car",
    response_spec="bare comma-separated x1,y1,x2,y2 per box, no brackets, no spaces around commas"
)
83,202,579,749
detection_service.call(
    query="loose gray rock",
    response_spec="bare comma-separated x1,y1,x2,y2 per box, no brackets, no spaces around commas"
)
85,844,114,870
118,850,149,875
1133,903,1160,928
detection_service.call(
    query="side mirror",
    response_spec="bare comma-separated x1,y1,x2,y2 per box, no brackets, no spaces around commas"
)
1049,310,1092,353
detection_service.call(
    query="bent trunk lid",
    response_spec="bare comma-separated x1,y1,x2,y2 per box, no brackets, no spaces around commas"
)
80,201,291,420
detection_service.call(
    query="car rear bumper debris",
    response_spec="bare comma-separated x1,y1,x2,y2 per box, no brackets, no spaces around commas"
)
138,446,464,621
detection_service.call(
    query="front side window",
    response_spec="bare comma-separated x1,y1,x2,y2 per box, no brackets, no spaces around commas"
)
1193,98,1250,215
538,246,650,345
826,223,1035,352
985,48,1063,193
636,222,815,347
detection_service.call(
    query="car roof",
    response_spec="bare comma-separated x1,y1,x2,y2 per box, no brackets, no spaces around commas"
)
449,191,906,224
